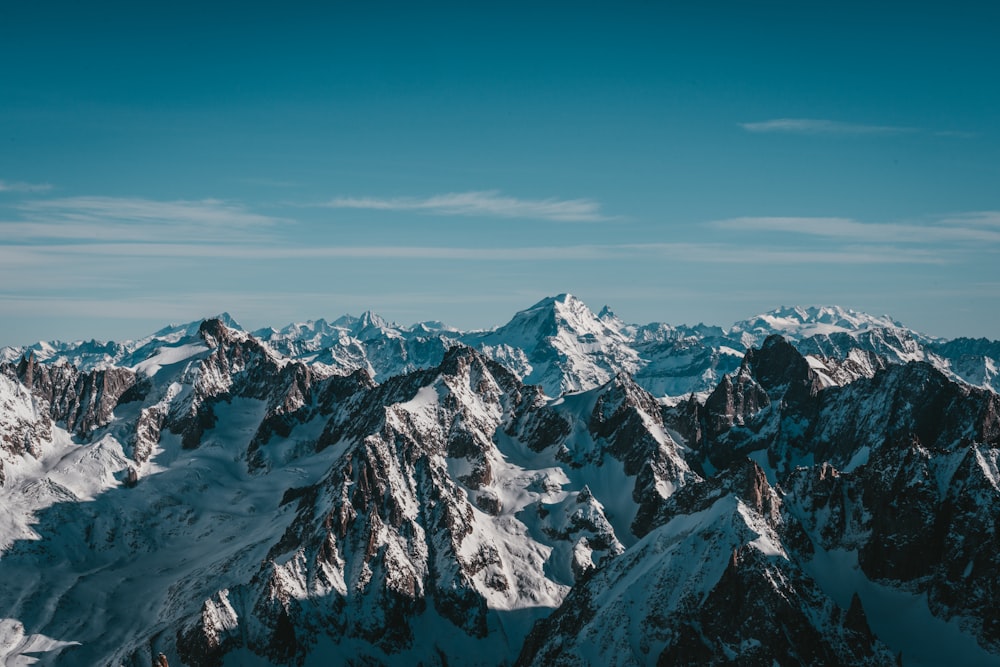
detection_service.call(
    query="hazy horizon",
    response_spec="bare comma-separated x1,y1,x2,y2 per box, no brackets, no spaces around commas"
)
2,2,998,345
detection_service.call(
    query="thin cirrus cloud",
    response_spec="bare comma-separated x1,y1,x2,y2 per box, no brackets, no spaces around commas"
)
2,240,942,265
8,196,284,243
939,211,1000,228
0,179,53,193
711,215,1000,244
324,190,610,222
739,118,917,135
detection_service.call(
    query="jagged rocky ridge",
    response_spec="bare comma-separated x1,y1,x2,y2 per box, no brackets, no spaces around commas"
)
0,298,998,666
4,297,997,398
517,460,896,666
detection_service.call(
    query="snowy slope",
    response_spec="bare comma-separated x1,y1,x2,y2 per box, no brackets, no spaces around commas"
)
2,302,1000,666
0,326,696,666
517,461,897,666
6,298,995,398
173,346,699,666
467,294,641,397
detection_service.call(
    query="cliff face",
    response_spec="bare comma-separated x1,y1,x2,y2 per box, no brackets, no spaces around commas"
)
1,311,999,666
174,345,697,666
1,355,138,446
518,461,896,667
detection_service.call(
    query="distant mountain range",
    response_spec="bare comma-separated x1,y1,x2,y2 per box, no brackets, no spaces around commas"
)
4,295,997,398
1,296,998,666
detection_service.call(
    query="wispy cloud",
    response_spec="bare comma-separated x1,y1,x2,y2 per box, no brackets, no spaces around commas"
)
711,216,1000,244
0,179,53,193
938,211,1000,228
0,240,943,265
622,243,942,265
9,196,284,243
324,190,610,222
739,118,916,135
20,196,276,226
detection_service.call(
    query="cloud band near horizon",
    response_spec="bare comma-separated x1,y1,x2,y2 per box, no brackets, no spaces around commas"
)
740,118,916,135
711,215,1000,244
0,179,52,193
323,190,610,221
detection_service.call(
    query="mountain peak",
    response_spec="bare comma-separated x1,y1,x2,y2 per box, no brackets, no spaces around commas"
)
494,293,612,344
478,294,639,396
4,296,1000,666
525,292,582,311
198,316,239,345
358,310,389,330
211,312,243,331
732,305,903,341
531,293,595,320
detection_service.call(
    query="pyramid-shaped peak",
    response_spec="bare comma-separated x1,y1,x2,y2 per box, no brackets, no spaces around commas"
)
597,305,626,333
198,316,241,344
499,293,617,341
529,293,603,322
358,310,390,330
525,293,585,310
148,312,242,342
354,309,403,341
212,312,243,331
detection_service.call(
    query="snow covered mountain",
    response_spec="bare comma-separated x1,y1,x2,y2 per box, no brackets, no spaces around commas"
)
0,319,693,665
2,298,999,665
267,297,992,397
5,296,996,398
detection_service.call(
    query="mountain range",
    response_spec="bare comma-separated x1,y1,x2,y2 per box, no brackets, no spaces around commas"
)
4,295,997,399
0,295,997,666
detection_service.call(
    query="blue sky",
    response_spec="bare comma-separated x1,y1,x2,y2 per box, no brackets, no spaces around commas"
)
2,1,999,345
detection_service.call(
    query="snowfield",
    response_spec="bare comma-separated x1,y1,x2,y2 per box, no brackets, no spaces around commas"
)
1,295,999,666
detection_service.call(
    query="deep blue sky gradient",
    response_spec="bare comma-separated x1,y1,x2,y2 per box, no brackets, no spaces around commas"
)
2,2,998,344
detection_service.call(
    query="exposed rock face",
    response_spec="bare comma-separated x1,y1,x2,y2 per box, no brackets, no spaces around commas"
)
580,373,700,537
171,345,694,666
665,340,1000,657
932,337,1000,393
781,376,1000,652
0,373,52,459
470,293,642,397
701,365,771,442
165,319,309,450
632,333,745,398
2,305,1000,667
1,354,138,441
5,300,998,402
672,335,823,473
517,461,896,667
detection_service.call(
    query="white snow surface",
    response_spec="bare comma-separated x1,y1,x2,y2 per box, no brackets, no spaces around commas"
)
546,492,791,666
0,403,334,665
805,549,997,667
130,342,210,377
4,296,996,398
729,305,902,339
2,298,999,665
